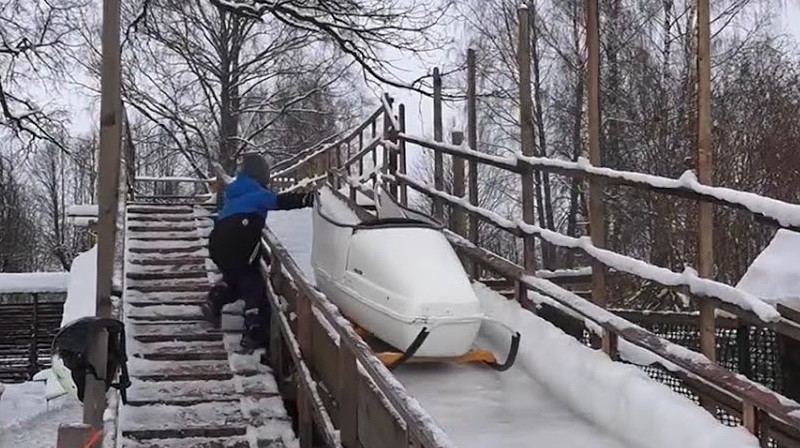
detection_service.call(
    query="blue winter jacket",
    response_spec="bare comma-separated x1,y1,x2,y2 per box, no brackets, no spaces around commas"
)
217,174,279,221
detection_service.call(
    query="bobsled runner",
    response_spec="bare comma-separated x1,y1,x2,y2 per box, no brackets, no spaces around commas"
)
310,183,519,371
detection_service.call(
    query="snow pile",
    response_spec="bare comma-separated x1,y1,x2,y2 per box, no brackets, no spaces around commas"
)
61,245,98,327
0,381,80,447
474,283,758,448
0,272,70,294
736,229,800,310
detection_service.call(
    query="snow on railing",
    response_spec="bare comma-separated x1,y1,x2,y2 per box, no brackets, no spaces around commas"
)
390,172,781,322
134,175,216,183
271,106,386,179
398,132,800,231
0,273,70,294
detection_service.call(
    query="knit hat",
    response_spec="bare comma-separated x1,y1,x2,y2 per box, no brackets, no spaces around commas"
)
238,153,271,187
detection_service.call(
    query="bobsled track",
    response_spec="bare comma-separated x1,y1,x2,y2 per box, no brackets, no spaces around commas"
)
268,208,631,448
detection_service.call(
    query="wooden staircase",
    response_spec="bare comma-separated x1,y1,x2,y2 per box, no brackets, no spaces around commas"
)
118,203,297,448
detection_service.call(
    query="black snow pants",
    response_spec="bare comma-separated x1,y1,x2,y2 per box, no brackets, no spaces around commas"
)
208,213,270,335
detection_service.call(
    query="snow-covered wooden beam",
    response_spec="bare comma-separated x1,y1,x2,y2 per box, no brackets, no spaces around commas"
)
0,272,70,294
398,133,800,231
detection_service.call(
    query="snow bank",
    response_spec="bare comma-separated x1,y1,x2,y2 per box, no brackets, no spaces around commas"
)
474,283,758,448
61,245,98,327
0,381,78,431
736,229,800,310
0,272,70,294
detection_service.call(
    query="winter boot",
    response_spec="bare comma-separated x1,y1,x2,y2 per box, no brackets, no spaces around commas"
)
236,324,267,355
201,283,228,328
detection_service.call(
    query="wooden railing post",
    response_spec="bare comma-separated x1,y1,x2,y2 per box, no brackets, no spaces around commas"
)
338,343,359,447
28,293,39,379
517,6,537,274
371,120,378,190
433,67,445,221
696,0,716,365
451,131,467,238
586,0,608,318
399,103,408,206
467,49,480,278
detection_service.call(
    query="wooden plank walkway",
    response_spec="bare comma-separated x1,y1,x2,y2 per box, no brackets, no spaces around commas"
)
118,203,297,448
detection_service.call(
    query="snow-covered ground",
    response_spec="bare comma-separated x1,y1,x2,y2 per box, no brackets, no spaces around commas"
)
269,206,759,448
0,244,100,447
0,381,81,448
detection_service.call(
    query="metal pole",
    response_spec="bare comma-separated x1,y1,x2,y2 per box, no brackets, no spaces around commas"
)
518,6,537,273
697,0,716,362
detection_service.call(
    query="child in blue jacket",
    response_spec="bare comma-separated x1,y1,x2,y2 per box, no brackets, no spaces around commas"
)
202,153,313,353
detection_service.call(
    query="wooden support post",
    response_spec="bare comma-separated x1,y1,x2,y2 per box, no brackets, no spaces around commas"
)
298,386,313,447
399,103,408,206
467,49,480,278
353,132,363,202
335,144,343,190
696,0,716,363
517,6,537,273
338,344,359,447
371,120,378,190
29,293,39,379
586,0,607,309
433,67,444,221
451,131,467,238
56,423,94,448
78,0,122,437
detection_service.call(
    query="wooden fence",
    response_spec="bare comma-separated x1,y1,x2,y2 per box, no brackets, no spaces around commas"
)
0,293,66,383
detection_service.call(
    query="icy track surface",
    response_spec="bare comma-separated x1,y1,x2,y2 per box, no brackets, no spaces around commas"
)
267,208,630,448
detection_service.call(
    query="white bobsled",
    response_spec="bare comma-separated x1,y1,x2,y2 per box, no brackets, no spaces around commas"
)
310,184,519,370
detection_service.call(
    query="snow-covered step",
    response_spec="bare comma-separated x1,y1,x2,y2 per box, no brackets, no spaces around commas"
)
120,400,246,439
127,214,200,222
126,378,239,406
126,291,208,306
129,322,223,343
128,250,207,263
128,223,198,232
129,244,206,255
127,270,207,281
129,339,228,362
126,304,205,322
127,264,208,275
127,205,194,214
129,359,234,382
128,256,207,267
121,436,249,448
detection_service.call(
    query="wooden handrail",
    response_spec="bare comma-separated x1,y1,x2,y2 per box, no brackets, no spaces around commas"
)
396,133,800,231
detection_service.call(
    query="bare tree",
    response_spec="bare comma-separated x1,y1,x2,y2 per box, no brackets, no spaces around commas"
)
0,0,88,145
207,0,454,94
